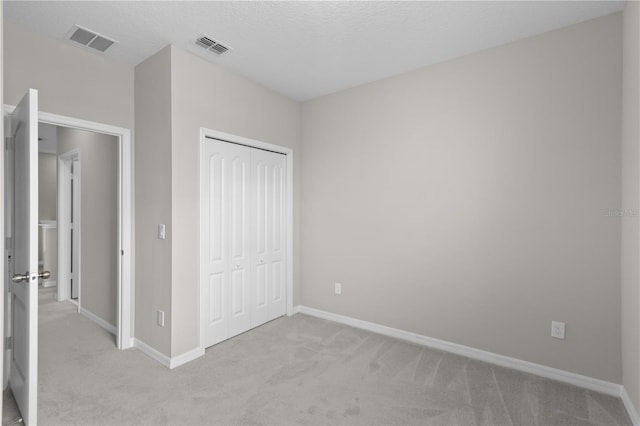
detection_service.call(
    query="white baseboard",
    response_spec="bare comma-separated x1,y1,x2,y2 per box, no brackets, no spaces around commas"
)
133,339,204,370
169,346,204,369
621,387,640,426
79,307,116,335
42,280,57,288
296,306,625,399
134,338,170,368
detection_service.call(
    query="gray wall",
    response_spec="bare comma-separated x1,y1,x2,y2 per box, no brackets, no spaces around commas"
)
134,46,173,355
3,20,134,336
3,23,134,130
170,46,301,356
38,153,57,221
58,127,119,327
301,14,622,383
134,46,301,357
621,0,640,415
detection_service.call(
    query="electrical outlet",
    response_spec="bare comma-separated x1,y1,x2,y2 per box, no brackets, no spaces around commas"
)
157,310,165,327
335,282,342,295
158,224,166,240
551,321,565,339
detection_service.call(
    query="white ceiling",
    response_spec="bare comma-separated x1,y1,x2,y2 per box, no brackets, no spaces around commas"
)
4,1,625,101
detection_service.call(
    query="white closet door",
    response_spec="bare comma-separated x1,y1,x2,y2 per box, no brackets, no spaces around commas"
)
202,140,251,347
251,149,286,327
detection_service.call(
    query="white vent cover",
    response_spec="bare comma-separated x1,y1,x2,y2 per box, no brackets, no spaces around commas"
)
65,24,118,53
195,34,231,55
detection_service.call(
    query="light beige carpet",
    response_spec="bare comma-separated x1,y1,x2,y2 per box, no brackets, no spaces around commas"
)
5,287,633,425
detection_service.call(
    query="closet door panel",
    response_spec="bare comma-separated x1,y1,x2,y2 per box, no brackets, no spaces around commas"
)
251,149,286,327
227,152,251,337
203,140,251,348
203,148,229,346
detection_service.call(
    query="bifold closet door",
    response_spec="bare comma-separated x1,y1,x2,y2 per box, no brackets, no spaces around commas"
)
202,140,252,347
251,148,286,328
202,138,287,348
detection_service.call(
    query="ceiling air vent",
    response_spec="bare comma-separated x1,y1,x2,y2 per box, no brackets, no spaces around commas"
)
66,24,118,53
195,34,231,56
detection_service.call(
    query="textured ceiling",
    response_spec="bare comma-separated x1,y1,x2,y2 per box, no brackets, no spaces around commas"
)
3,1,625,101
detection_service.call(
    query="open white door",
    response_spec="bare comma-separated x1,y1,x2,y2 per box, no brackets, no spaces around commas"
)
9,89,40,426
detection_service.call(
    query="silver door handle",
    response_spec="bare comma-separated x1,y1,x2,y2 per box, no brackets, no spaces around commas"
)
12,272,29,283
12,270,50,283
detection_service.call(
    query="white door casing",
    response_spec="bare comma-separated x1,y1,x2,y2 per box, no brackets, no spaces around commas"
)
200,129,293,350
10,88,39,426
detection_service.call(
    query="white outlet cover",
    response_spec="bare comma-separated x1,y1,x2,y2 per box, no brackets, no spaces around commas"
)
335,282,342,295
551,321,565,339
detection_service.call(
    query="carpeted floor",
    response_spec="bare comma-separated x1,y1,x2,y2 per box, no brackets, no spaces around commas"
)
4,287,634,425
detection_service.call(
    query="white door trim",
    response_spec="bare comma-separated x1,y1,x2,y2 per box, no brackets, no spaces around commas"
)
4,105,134,350
199,127,294,352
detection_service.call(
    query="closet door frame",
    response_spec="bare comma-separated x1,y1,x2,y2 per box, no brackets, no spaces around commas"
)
198,127,293,351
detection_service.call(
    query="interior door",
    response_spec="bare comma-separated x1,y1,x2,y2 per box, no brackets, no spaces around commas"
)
9,88,40,426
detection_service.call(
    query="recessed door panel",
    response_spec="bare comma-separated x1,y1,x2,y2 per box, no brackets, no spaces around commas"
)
230,157,247,260
271,260,283,303
255,162,267,257
272,166,284,253
256,263,266,308
208,273,224,324
209,154,225,264
230,269,245,317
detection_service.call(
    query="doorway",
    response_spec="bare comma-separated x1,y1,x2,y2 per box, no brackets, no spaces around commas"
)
36,111,133,350
53,126,121,334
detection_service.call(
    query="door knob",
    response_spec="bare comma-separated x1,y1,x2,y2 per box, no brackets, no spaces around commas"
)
12,272,29,283
12,270,50,283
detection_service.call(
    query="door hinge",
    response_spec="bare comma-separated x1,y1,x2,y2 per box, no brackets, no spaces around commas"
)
5,136,13,151
5,336,12,351
5,236,12,251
